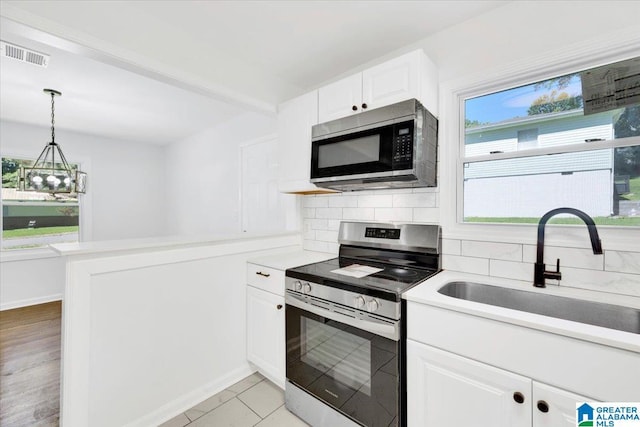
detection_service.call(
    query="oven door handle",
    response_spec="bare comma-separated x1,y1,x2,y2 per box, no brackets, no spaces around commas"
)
285,293,400,341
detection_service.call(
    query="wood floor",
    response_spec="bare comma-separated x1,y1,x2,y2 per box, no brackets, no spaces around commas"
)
0,301,61,427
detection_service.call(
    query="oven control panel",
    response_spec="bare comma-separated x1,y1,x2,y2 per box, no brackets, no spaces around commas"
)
285,277,400,320
364,227,400,239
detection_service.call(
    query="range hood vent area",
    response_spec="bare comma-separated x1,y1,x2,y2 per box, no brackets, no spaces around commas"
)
1,41,49,68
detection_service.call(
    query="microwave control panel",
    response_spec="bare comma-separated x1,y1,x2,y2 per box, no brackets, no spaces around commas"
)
392,124,414,166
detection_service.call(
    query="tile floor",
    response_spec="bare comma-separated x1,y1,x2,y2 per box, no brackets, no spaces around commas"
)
159,373,309,427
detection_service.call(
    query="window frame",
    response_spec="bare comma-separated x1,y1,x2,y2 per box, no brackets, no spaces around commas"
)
0,150,91,261
439,30,640,251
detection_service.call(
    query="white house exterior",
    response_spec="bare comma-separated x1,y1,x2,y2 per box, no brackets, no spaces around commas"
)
463,109,617,218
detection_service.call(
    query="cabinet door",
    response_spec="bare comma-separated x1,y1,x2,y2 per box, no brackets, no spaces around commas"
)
362,50,420,111
246,286,285,388
277,90,320,193
318,73,362,122
533,382,593,427
407,340,531,427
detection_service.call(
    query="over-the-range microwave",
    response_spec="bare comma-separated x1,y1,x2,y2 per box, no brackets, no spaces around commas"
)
310,98,438,191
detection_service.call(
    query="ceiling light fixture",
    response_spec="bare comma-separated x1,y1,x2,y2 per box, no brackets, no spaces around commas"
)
19,89,87,194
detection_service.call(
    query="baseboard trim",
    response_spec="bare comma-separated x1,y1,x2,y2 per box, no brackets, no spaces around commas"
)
124,363,256,427
0,294,63,311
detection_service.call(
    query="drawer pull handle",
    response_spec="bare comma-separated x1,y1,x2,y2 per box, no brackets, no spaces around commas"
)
537,400,549,413
513,392,525,404
256,271,271,278
277,304,283,310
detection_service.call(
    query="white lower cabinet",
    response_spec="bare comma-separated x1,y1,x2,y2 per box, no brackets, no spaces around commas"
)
533,382,591,427
246,285,285,388
407,340,592,427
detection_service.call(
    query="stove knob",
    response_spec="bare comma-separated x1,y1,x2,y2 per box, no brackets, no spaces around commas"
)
354,296,366,309
294,281,303,292
303,283,312,294
367,299,380,313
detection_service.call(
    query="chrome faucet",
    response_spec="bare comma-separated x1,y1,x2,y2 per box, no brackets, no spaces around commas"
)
534,207,603,288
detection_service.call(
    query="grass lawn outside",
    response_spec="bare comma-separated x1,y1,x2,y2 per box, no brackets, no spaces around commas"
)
619,176,640,201
3,226,79,239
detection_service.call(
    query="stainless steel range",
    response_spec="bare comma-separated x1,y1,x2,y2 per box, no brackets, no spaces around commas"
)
284,221,441,427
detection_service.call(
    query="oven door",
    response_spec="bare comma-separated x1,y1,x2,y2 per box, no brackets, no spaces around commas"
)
285,292,400,427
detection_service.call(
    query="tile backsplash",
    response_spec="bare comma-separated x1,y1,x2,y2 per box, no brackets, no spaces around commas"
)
301,189,640,297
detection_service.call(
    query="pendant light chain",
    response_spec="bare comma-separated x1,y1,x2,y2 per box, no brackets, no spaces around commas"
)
50,90,56,144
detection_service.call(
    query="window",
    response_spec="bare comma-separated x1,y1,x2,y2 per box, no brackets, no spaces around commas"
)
517,128,538,143
2,157,80,250
462,56,640,227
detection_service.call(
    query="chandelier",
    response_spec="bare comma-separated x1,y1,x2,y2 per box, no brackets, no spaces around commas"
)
19,89,87,194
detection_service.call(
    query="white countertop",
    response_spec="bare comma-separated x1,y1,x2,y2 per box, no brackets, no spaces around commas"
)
404,270,640,353
50,231,301,257
247,249,336,271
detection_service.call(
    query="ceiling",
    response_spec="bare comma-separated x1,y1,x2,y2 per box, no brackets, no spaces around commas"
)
0,1,508,144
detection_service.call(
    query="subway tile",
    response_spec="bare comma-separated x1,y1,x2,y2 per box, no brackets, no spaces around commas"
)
442,239,461,256
315,208,343,219
302,196,328,208
393,193,437,208
316,230,339,243
328,195,358,207
342,208,375,221
462,241,522,262
558,267,640,297
412,186,438,193
302,208,315,219
303,228,316,240
327,219,341,231
358,194,393,208
413,208,440,223
442,255,489,275
605,250,640,275
374,208,413,222
523,245,604,270
304,239,339,254
490,260,533,282
305,218,328,230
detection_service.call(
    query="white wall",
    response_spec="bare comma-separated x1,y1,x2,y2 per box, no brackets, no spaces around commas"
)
300,1,640,298
1,119,168,309
164,111,277,235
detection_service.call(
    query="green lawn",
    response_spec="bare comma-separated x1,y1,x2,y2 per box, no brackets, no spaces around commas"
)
619,176,640,201
465,216,640,226
3,226,79,239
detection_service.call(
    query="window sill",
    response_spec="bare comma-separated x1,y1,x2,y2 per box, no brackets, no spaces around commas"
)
0,247,61,263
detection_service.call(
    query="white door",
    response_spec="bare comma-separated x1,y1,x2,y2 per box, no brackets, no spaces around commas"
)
407,340,531,427
240,137,293,232
246,286,285,388
362,50,420,110
533,382,594,427
318,73,363,122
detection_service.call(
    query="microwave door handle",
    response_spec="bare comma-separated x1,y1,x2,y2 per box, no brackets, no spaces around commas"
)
285,293,399,341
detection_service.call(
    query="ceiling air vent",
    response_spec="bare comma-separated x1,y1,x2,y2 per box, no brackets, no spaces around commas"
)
1,41,49,68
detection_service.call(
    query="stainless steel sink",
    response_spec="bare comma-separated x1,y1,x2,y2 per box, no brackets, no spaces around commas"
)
438,281,640,334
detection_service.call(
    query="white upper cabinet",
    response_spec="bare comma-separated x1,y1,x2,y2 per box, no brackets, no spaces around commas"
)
277,90,326,194
317,73,363,123
318,49,438,123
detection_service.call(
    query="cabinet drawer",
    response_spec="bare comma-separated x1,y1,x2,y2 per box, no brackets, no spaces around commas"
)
247,263,285,296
